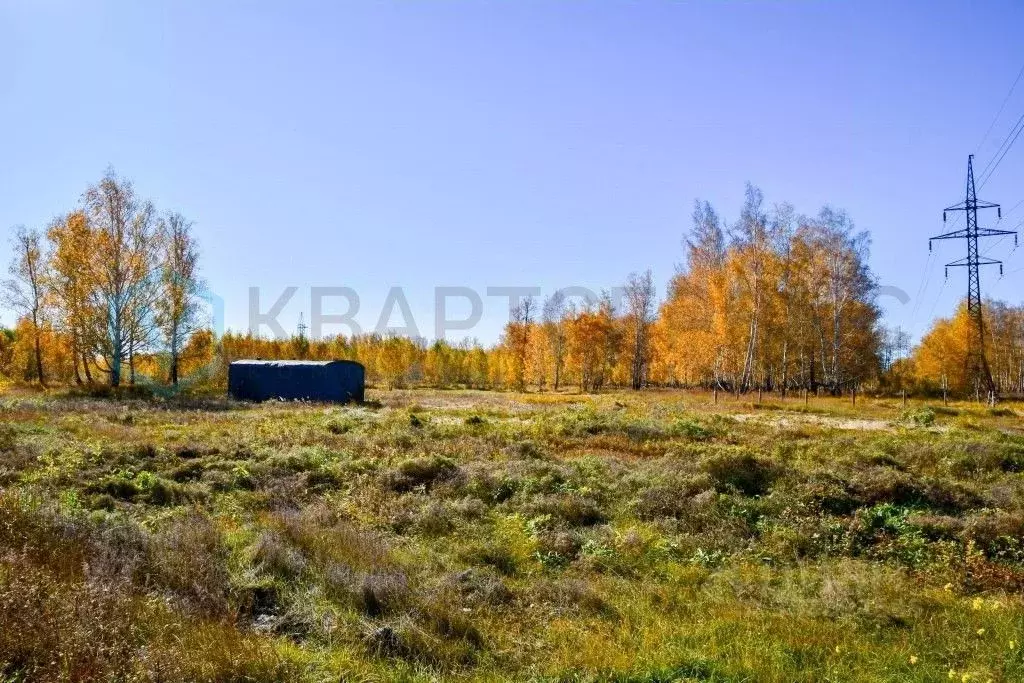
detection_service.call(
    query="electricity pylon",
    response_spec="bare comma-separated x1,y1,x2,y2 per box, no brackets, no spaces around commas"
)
929,155,1017,399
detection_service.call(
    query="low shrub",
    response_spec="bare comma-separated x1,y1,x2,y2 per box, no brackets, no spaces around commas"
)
704,451,779,496
526,493,607,527
901,407,936,427
385,456,462,492
359,571,411,617
441,568,514,606
249,530,308,580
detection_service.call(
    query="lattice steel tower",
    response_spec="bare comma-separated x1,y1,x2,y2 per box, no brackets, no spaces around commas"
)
929,155,1017,397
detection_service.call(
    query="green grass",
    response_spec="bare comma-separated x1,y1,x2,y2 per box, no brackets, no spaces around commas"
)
1,388,1023,681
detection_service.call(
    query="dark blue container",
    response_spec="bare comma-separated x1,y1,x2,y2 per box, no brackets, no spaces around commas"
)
228,360,365,403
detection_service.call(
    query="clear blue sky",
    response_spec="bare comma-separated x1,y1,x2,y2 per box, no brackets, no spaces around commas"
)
2,1,1024,344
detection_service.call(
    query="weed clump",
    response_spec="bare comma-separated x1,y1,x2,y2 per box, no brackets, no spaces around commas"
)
670,418,713,441
441,568,514,606
249,530,308,580
360,571,411,617
0,424,16,452
901,407,936,427
704,451,779,496
385,456,461,492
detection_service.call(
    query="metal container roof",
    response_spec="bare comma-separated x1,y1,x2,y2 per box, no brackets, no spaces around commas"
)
229,359,361,367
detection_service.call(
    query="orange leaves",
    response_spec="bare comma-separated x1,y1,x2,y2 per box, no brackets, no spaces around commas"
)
909,301,1024,394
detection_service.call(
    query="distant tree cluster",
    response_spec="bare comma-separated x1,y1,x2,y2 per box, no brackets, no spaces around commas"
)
652,184,882,394
893,301,1024,396
1,170,203,387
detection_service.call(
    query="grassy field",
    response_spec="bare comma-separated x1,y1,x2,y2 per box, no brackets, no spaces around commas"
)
1,387,1023,682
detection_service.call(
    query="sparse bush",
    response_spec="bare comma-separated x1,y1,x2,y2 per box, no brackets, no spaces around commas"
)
0,424,16,452
385,456,461,492
631,474,715,519
906,513,964,541
632,484,690,520
145,477,198,505
441,568,513,606
964,511,1024,561
148,511,232,616
277,509,390,571
450,496,488,520
797,472,859,514
901,407,936,427
249,530,308,579
461,542,521,577
849,468,983,513
704,451,779,496
170,459,205,482
670,418,713,441
89,472,142,501
414,500,455,535
534,529,583,566
0,562,293,682
360,571,411,617
528,577,615,618
419,599,484,648
508,439,546,460
526,493,606,527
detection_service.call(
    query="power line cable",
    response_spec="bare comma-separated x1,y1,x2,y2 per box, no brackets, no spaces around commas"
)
926,275,949,323
976,59,1024,154
977,110,1024,189
909,250,936,329
1001,197,1024,218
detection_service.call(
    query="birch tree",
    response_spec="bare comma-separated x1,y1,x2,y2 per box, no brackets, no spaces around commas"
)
155,212,202,386
2,226,49,385
81,170,159,387
47,211,97,384
623,270,656,390
542,291,568,391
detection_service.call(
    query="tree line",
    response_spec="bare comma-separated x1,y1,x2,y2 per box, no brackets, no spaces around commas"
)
3,174,1022,397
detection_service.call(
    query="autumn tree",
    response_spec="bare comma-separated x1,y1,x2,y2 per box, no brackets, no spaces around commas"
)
623,270,655,390
47,211,99,384
729,184,778,391
0,327,14,377
565,294,619,392
541,291,568,391
3,226,49,385
985,301,1024,394
792,208,879,392
81,170,161,386
769,202,797,394
504,297,536,391
654,200,728,387
155,212,202,386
